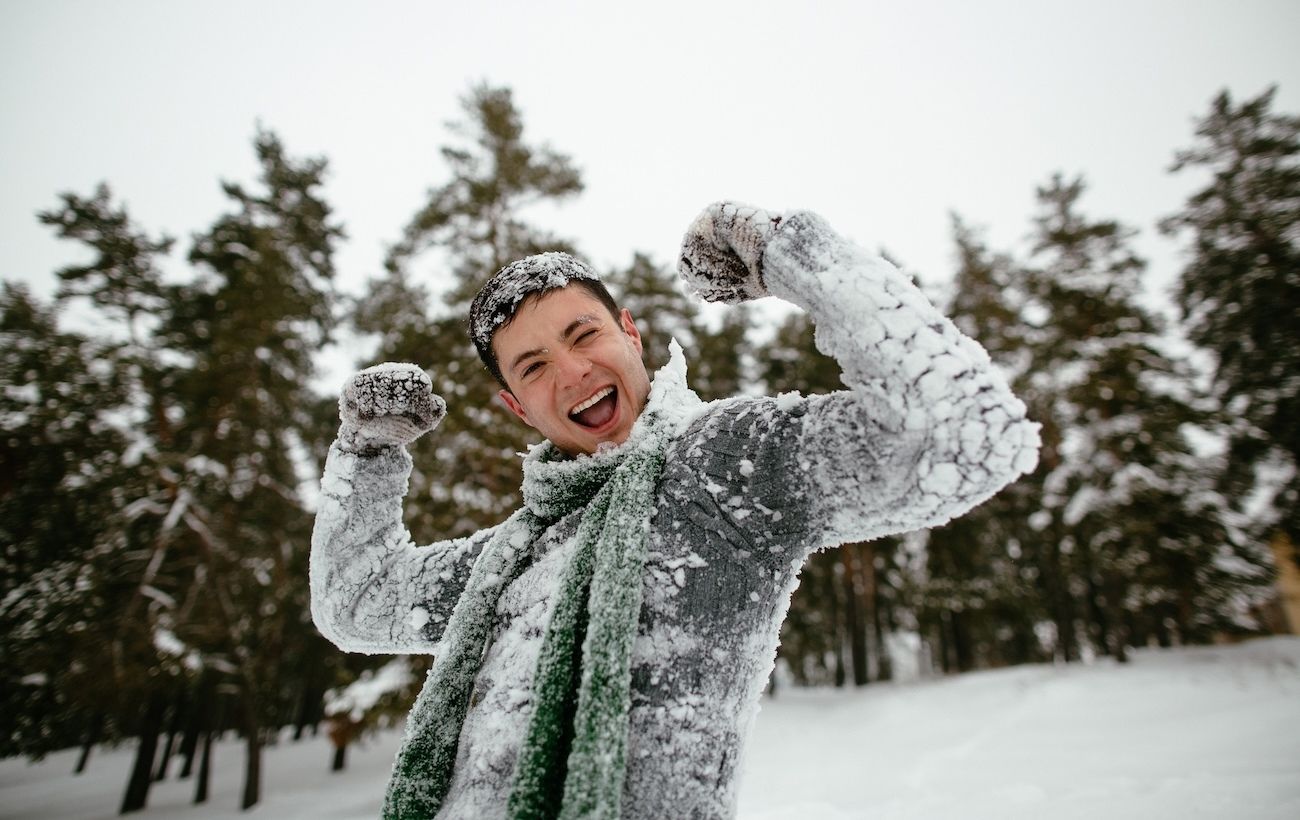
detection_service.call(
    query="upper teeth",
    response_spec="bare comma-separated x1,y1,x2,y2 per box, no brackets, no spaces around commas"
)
570,387,613,416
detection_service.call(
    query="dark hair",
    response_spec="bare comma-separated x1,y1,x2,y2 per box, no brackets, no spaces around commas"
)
473,277,622,389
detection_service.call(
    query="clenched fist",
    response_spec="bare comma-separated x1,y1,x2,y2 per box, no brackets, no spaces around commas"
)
337,363,446,455
678,202,784,304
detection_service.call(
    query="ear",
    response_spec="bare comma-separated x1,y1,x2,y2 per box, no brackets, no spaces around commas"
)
498,389,533,426
619,308,644,355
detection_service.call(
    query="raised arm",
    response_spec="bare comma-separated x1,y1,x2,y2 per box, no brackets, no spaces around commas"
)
310,364,489,654
679,203,1040,553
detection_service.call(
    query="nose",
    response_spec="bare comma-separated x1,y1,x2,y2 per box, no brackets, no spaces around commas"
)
553,349,592,386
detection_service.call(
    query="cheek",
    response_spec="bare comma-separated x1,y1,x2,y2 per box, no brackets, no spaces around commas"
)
526,384,561,420
620,338,643,366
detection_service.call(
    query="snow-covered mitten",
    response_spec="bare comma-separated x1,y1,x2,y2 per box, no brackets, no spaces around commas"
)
337,363,446,455
678,201,784,303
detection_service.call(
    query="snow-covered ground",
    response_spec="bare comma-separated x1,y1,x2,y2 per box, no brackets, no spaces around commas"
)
3,638,1297,820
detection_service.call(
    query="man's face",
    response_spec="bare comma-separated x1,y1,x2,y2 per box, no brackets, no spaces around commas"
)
493,286,652,457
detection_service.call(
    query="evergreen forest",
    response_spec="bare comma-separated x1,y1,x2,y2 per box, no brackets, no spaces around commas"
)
2,83,1297,812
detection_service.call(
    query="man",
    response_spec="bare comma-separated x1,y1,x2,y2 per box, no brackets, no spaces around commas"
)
311,203,1040,819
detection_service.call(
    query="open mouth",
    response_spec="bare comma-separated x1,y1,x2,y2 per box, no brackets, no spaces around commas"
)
569,386,618,429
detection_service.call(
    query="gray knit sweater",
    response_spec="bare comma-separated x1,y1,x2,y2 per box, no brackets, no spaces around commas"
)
310,213,1041,819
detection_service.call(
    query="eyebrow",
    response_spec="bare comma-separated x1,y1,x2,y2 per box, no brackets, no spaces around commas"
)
508,314,601,374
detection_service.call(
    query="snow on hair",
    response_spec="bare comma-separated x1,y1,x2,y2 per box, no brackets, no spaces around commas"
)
469,252,619,386
469,252,603,348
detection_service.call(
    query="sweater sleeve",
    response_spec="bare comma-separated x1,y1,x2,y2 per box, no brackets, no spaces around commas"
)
715,211,1041,556
309,442,492,654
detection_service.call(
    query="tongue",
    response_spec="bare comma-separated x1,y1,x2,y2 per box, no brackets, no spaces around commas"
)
573,392,616,429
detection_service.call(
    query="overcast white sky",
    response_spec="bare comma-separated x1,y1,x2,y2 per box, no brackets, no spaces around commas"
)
4,0,1298,326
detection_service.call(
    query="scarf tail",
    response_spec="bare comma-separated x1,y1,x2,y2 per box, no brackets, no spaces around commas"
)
381,509,545,820
514,445,666,820
386,429,670,820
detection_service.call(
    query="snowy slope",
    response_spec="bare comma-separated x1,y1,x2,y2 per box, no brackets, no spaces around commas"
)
3,638,1297,820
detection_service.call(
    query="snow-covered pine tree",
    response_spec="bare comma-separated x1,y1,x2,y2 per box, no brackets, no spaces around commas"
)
0,283,144,766
12,188,192,811
1021,174,1264,660
32,158,345,810
148,130,341,809
356,83,583,546
691,306,754,403
1160,86,1300,630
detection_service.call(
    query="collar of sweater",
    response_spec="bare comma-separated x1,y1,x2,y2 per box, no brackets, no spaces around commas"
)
521,339,701,522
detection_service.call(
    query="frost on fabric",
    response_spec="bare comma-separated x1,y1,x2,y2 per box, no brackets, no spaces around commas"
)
647,339,709,435
310,210,1040,820
309,443,494,655
437,528,584,818
407,606,431,632
762,211,1041,549
341,362,429,417
336,363,443,457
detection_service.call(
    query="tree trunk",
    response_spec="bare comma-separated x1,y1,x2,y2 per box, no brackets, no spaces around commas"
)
1010,618,1036,666
153,729,176,782
1108,579,1130,663
331,742,347,772
1051,545,1079,662
1114,635,1130,663
1057,605,1077,662
827,561,846,687
194,729,213,804
154,691,185,781
119,691,167,814
936,612,952,674
240,703,262,811
177,687,205,779
952,610,974,672
180,675,218,778
867,548,893,682
1085,566,1111,658
292,668,323,742
74,712,103,775
292,685,310,742
1154,612,1173,648
1128,609,1150,650
841,545,869,686
193,688,223,804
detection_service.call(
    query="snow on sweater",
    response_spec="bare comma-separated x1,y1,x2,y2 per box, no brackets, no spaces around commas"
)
310,211,1041,819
